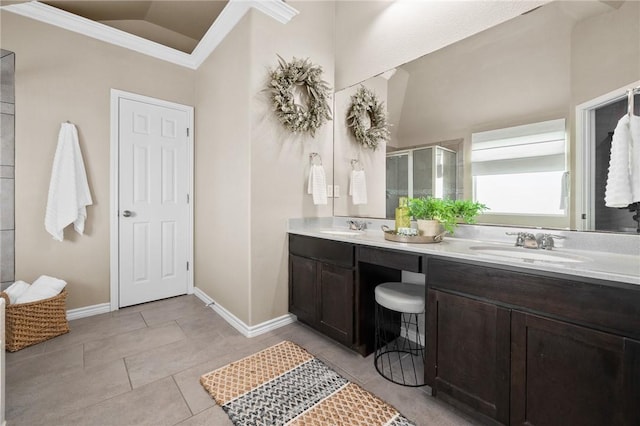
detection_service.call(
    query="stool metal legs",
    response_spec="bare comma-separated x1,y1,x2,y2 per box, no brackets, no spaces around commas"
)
374,303,426,387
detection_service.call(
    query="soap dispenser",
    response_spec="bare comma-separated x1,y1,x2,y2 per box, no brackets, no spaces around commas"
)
395,197,411,230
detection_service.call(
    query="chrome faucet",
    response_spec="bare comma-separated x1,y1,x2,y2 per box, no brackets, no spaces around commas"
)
347,219,368,231
506,231,565,250
506,231,537,248
535,233,565,250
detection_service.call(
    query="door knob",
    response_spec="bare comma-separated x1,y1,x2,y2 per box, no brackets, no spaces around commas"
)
122,210,132,217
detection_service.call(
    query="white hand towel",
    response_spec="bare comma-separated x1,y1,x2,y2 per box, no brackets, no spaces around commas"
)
3,280,31,304
349,169,368,205
45,123,93,241
559,171,569,210
15,275,66,304
307,164,327,205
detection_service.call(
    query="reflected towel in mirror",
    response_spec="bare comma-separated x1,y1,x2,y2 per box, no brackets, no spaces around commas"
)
605,115,640,207
349,169,368,205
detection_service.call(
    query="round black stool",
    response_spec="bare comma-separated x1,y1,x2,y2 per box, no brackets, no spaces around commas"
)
374,282,426,387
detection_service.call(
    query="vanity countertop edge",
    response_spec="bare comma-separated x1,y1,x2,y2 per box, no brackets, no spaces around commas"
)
287,224,640,287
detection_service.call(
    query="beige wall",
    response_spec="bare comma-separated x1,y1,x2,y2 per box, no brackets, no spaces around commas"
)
334,0,546,90
1,11,195,309
193,13,252,324
571,1,640,106
248,1,334,325
193,1,334,326
393,3,572,149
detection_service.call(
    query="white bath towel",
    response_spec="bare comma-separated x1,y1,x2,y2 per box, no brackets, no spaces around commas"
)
631,115,640,202
349,169,368,205
3,280,31,304
45,123,93,241
15,275,66,304
307,164,327,205
605,115,640,208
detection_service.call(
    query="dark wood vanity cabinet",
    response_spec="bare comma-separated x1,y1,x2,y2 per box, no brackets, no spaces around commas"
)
426,290,511,424
426,257,640,426
289,235,355,346
288,234,640,424
510,311,640,426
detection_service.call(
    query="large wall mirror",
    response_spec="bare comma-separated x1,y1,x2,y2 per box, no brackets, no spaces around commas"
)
333,0,640,233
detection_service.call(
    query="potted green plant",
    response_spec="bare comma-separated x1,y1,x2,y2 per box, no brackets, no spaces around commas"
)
407,197,487,237
453,199,488,227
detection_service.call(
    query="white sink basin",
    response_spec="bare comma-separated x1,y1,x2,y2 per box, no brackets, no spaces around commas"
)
318,229,364,237
469,246,589,263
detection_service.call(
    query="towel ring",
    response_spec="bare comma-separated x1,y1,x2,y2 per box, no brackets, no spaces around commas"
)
351,159,363,171
309,153,322,165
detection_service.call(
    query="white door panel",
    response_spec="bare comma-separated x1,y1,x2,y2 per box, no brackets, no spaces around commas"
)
119,98,189,307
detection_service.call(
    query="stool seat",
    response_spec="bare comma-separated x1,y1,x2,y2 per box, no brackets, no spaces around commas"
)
375,282,425,314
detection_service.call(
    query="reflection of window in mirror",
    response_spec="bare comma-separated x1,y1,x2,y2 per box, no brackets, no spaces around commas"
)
471,119,567,217
386,146,457,219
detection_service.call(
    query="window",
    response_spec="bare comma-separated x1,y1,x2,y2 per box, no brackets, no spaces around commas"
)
472,119,567,216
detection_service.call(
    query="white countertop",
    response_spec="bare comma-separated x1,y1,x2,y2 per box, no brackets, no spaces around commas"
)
288,219,640,286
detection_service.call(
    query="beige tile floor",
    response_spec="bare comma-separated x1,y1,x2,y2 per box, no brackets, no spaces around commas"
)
5,295,478,426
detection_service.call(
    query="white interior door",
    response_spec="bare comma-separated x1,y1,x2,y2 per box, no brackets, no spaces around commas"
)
118,97,190,307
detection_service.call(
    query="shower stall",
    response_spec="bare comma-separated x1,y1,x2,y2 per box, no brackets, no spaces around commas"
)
386,146,457,219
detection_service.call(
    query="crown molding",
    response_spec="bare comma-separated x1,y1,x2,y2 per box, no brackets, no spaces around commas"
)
250,0,299,24
1,0,299,70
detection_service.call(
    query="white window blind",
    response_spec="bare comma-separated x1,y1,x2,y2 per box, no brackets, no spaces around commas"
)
471,119,567,215
472,119,566,176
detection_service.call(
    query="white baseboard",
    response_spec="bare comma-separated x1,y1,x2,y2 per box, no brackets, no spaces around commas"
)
193,287,295,338
64,289,295,336
66,303,111,321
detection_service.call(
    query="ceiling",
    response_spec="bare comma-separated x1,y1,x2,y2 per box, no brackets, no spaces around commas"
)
0,0,297,68
43,1,229,53
5,1,230,53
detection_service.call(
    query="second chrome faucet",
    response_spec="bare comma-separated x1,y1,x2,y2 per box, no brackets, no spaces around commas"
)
506,231,565,250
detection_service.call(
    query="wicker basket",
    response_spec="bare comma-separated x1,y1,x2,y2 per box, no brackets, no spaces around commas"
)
0,289,69,352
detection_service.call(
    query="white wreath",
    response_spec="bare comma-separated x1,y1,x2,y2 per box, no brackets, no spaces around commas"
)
268,55,332,137
347,86,390,150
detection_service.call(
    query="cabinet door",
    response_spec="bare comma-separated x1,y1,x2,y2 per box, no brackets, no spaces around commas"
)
426,290,510,424
511,311,640,426
289,254,317,326
317,263,354,346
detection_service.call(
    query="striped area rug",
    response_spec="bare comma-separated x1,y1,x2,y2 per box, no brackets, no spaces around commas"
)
200,340,414,426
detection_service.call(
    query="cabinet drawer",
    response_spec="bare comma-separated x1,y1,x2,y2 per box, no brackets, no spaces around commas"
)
289,234,354,267
357,246,422,272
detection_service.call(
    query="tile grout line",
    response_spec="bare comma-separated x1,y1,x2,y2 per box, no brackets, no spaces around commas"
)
123,356,134,391
170,374,197,420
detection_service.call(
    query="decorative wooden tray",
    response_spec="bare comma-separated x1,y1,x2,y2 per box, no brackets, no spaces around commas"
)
381,225,444,244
